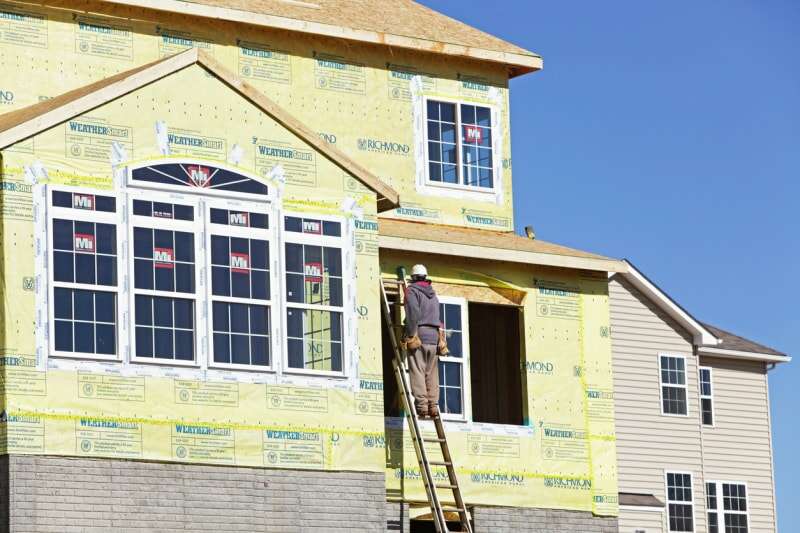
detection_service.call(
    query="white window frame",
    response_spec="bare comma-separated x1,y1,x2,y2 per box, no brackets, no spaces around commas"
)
281,212,351,378
658,353,690,417
46,185,124,362
41,160,357,383
128,190,203,367
205,198,279,372
664,470,696,533
437,296,471,422
699,366,714,427
706,480,750,533
421,95,500,197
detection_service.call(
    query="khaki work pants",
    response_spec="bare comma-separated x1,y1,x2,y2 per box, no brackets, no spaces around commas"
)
407,344,439,414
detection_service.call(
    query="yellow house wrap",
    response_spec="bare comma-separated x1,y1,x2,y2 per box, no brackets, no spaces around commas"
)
0,0,619,516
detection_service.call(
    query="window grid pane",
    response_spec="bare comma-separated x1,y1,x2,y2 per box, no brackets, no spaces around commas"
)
426,100,458,184
700,368,713,425
286,308,343,372
660,356,688,415
212,302,270,366
459,103,493,188
134,295,194,361
51,196,118,357
666,472,694,532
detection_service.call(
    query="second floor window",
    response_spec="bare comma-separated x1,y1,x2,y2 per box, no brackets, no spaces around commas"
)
699,367,714,426
425,99,494,190
660,355,688,415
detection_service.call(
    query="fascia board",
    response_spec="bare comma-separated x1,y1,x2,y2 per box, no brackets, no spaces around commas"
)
698,347,791,364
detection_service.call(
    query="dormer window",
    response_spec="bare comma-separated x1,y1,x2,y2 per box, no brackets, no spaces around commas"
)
424,98,495,190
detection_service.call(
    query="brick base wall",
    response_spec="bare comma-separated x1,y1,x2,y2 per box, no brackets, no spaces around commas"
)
0,456,618,532
472,506,618,532
2,455,388,532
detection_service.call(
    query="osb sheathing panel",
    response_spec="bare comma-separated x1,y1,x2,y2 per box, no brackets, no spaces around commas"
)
0,0,515,229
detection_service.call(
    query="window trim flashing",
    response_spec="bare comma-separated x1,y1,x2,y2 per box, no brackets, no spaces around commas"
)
658,353,690,418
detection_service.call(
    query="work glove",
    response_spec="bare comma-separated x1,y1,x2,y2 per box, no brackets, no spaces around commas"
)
437,329,450,356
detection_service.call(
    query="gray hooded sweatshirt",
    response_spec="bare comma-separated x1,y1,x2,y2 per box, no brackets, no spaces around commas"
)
404,281,441,344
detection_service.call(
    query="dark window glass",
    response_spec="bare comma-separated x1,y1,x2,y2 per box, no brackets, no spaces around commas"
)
212,302,270,367
134,295,194,361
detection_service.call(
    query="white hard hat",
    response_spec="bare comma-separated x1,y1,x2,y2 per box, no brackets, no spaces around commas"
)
411,264,428,277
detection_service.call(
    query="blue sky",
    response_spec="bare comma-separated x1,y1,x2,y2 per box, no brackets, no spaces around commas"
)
420,0,799,528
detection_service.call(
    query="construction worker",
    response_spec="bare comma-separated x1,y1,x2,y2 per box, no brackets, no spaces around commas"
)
403,264,447,419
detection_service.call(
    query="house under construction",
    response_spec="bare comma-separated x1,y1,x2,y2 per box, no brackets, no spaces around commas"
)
0,1,788,532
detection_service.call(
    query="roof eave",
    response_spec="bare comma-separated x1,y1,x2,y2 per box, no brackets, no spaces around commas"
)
98,0,542,76
379,233,626,273
698,346,791,364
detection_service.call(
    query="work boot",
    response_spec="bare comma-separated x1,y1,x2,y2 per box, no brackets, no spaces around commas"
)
416,408,428,420
428,405,440,418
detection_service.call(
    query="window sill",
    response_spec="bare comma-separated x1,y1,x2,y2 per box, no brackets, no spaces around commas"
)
50,352,121,363
281,367,347,379
130,357,200,368
208,362,274,373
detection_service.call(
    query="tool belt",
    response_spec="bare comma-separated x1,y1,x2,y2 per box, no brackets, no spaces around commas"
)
401,334,422,351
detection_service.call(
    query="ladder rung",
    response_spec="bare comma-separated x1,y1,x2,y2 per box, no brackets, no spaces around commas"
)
423,437,445,443
436,484,457,490
429,460,452,467
441,506,466,513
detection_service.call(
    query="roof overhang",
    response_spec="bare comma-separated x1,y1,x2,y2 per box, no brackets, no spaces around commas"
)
614,260,718,346
99,0,542,77
698,346,791,364
379,233,625,273
0,48,400,211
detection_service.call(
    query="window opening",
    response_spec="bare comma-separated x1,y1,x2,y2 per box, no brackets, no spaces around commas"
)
699,367,714,426
660,355,688,415
438,300,466,418
666,472,694,532
131,197,198,362
425,99,494,189
49,190,119,358
284,216,345,373
208,205,272,368
707,482,748,533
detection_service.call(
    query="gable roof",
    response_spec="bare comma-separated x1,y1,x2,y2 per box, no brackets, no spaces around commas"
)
100,0,542,77
0,48,400,212
379,218,625,273
615,260,718,345
700,323,790,362
614,261,790,364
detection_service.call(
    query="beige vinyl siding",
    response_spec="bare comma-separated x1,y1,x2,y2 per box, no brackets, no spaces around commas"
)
700,356,776,532
610,275,706,532
619,507,665,533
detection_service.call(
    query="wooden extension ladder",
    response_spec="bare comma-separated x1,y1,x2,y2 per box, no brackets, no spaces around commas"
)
380,278,472,533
